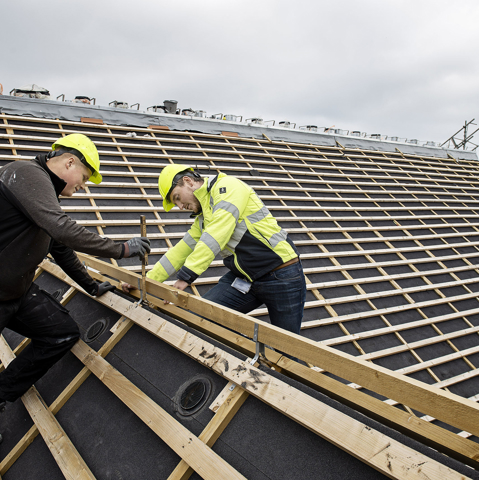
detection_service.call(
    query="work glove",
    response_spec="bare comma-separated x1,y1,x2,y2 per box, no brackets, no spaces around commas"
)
123,237,151,260
95,281,116,297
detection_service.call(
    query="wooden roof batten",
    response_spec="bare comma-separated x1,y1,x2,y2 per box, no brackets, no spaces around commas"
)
1,108,479,479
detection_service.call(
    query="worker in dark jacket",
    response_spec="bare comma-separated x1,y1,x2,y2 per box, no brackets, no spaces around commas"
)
0,133,150,412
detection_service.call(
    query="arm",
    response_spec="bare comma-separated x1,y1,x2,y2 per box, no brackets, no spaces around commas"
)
147,225,202,283
177,176,250,284
50,241,98,295
7,163,124,259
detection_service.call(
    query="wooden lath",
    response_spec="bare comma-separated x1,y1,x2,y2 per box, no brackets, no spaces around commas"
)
30,259,475,479
2,111,479,476
49,256,479,443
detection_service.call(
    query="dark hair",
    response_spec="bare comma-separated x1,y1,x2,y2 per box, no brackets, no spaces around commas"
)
167,171,202,201
173,171,202,187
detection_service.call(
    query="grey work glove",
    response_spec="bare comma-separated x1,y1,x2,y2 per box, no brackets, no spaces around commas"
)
123,237,151,260
95,281,116,297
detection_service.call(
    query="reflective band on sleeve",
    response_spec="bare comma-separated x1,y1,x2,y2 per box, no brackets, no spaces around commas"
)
269,229,288,248
160,255,177,277
213,200,240,221
200,231,221,256
247,206,270,224
183,232,197,250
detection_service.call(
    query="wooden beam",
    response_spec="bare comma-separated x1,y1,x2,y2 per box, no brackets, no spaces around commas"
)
32,262,479,470
68,255,479,438
0,316,133,476
168,383,249,480
0,337,96,480
67,289,472,479
71,341,247,480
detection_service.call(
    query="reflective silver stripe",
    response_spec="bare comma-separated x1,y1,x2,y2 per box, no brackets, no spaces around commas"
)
247,206,270,224
182,232,197,250
208,176,217,189
227,221,247,250
198,215,204,231
213,200,239,221
210,196,214,208
269,229,288,248
160,255,177,277
220,249,233,258
200,232,221,256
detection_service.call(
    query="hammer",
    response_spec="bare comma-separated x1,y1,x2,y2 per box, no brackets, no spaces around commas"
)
140,215,148,302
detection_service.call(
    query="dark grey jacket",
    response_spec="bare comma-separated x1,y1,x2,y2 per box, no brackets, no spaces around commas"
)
0,155,124,301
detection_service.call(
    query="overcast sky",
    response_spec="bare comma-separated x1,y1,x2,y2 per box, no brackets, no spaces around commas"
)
2,1,479,144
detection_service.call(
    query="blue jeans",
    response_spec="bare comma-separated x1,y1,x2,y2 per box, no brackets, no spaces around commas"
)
203,261,306,334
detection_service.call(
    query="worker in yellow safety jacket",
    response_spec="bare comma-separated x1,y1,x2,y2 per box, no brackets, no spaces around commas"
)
146,164,306,334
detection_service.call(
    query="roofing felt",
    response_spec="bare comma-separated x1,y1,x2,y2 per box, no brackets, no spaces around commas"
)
0,95,479,479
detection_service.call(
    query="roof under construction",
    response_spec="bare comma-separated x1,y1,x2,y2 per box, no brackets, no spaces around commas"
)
0,95,479,480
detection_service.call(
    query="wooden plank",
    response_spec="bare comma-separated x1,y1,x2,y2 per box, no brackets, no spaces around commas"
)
168,384,249,480
68,256,479,438
42,262,479,469
81,117,104,125
0,316,133,476
148,125,170,131
68,291,471,479
71,341,247,480
0,337,96,480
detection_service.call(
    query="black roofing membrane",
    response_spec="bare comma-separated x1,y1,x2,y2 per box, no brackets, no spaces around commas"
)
1,96,479,478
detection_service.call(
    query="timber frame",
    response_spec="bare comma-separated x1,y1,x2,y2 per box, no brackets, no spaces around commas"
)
1,102,479,479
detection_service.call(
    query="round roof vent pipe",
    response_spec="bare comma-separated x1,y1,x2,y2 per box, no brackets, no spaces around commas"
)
163,100,178,114
223,114,243,122
74,96,94,105
148,105,166,113
300,125,318,132
109,100,129,109
11,84,50,99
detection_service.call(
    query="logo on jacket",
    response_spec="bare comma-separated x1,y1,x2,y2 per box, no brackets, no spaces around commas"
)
219,187,226,194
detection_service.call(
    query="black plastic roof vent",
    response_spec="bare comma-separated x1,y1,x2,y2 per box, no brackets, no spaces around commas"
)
84,319,108,343
175,376,212,417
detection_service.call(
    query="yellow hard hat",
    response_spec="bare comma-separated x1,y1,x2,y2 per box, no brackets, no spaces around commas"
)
52,133,102,184
159,164,194,211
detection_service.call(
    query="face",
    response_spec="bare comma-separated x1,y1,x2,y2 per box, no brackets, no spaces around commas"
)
169,176,201,213
59,157,92,197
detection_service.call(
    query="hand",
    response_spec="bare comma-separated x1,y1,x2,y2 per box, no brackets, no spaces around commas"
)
121,282,136,293
164,279,189,304
96,281,116,296
124,237,151,260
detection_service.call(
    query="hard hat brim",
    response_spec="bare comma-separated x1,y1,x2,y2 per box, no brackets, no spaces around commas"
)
89,171,102,184
163,197,175,212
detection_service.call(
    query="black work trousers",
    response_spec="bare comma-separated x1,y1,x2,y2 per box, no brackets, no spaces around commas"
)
0,282,80,402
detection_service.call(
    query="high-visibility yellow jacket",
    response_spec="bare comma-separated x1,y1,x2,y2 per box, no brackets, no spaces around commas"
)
147,173,299,284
